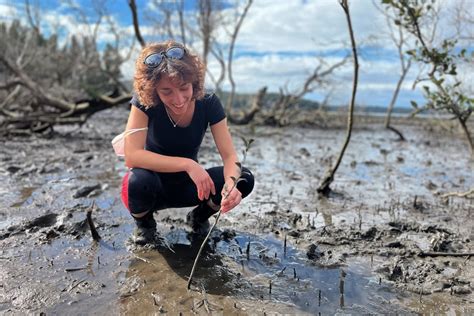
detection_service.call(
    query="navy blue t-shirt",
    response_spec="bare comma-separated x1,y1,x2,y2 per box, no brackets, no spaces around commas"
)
131,93,226,162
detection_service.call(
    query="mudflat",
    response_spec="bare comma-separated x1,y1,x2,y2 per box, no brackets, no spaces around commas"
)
1,106,472,314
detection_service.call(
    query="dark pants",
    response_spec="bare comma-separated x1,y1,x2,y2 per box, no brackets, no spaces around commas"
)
121,166,254,215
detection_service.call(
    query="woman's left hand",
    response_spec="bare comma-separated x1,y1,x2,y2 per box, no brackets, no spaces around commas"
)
220,184,242,213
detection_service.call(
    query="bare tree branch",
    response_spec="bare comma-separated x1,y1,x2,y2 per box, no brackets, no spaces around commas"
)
0,79,24,90
209,46,226,96
297,56,349,99
0,86,22,117
0,55,75,111
176,0,186,45
227,86,265,125
198,0,214,65
0,4,132,135
128,0,146,48
260,55,347,127
24,0,40,35
373,0,411,140
226,0,253,112
450,0,474,42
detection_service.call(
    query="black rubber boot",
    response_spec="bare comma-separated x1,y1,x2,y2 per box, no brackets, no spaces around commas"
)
132,211,157,245
186,203,218,235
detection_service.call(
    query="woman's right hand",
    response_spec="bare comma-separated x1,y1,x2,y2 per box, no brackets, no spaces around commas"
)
186,161,216,201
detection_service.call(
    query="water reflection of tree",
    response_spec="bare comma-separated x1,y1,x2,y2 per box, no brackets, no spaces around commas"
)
128,230,250,297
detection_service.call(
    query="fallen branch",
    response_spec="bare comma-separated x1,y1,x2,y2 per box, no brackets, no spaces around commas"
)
134,255,160,267
0,54,131,134
98,93,133,105
66,279,87,292
419,252,474,257
227,86,265,125
65,267,88,272
439,188,474,199
86,202,101,241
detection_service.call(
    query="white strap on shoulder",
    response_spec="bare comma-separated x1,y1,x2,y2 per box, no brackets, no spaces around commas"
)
111,127,148,157
123,127,148,137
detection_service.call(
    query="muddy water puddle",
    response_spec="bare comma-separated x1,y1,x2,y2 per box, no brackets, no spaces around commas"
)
0,207,413,314
7,219,466,314
219,232,409,313
64,227,415,314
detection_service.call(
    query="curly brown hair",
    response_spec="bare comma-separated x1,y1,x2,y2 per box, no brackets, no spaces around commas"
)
133,40,205,108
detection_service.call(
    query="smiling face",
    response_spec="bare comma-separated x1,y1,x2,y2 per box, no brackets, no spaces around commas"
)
155,74,194,115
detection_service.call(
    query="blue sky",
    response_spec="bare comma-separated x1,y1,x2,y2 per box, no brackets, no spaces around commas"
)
0,0,472,109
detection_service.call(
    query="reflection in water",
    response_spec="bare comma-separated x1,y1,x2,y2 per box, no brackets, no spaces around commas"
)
151,231,249,295
322,212,333,226
339,269,346,308
400,166,425,177
120,229,255,315
10,186,37,207
85,241,98,275
119,229,410,314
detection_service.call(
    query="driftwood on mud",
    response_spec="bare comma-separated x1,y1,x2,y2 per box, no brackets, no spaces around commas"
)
65,267,88,272
0,83,131,135
439,188,474,199
227,86,266,125
251,55,347,128
418,251,474,257
0,19,132,135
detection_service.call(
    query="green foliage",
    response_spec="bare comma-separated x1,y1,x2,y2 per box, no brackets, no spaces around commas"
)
382,0,473,125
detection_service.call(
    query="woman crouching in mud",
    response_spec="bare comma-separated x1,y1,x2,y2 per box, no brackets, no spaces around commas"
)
121,40,254,245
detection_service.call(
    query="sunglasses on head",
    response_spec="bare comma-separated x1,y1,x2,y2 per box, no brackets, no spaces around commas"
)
143,46,186,68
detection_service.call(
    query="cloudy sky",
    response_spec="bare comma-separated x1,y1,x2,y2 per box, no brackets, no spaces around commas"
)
1,0,472,108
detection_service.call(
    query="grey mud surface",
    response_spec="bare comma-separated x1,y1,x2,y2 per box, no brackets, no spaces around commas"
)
1,106,473,314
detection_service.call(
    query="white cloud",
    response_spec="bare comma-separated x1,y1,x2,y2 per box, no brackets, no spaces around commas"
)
212,0,471,106
0,3,18,17
226,0,388,53
205,0,402,105
1,0,471,108
207,53,347,92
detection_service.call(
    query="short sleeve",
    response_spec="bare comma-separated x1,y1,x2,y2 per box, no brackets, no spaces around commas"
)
130,93,151,116
206,94,226,126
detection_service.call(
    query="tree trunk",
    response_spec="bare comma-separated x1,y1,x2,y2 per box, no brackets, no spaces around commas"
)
226,0,253,113
317,0,358,196
458,117,474,156
128,0,146,48
384,61,410,141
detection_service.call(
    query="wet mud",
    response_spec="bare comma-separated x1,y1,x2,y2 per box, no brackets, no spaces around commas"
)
0,106,473,314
